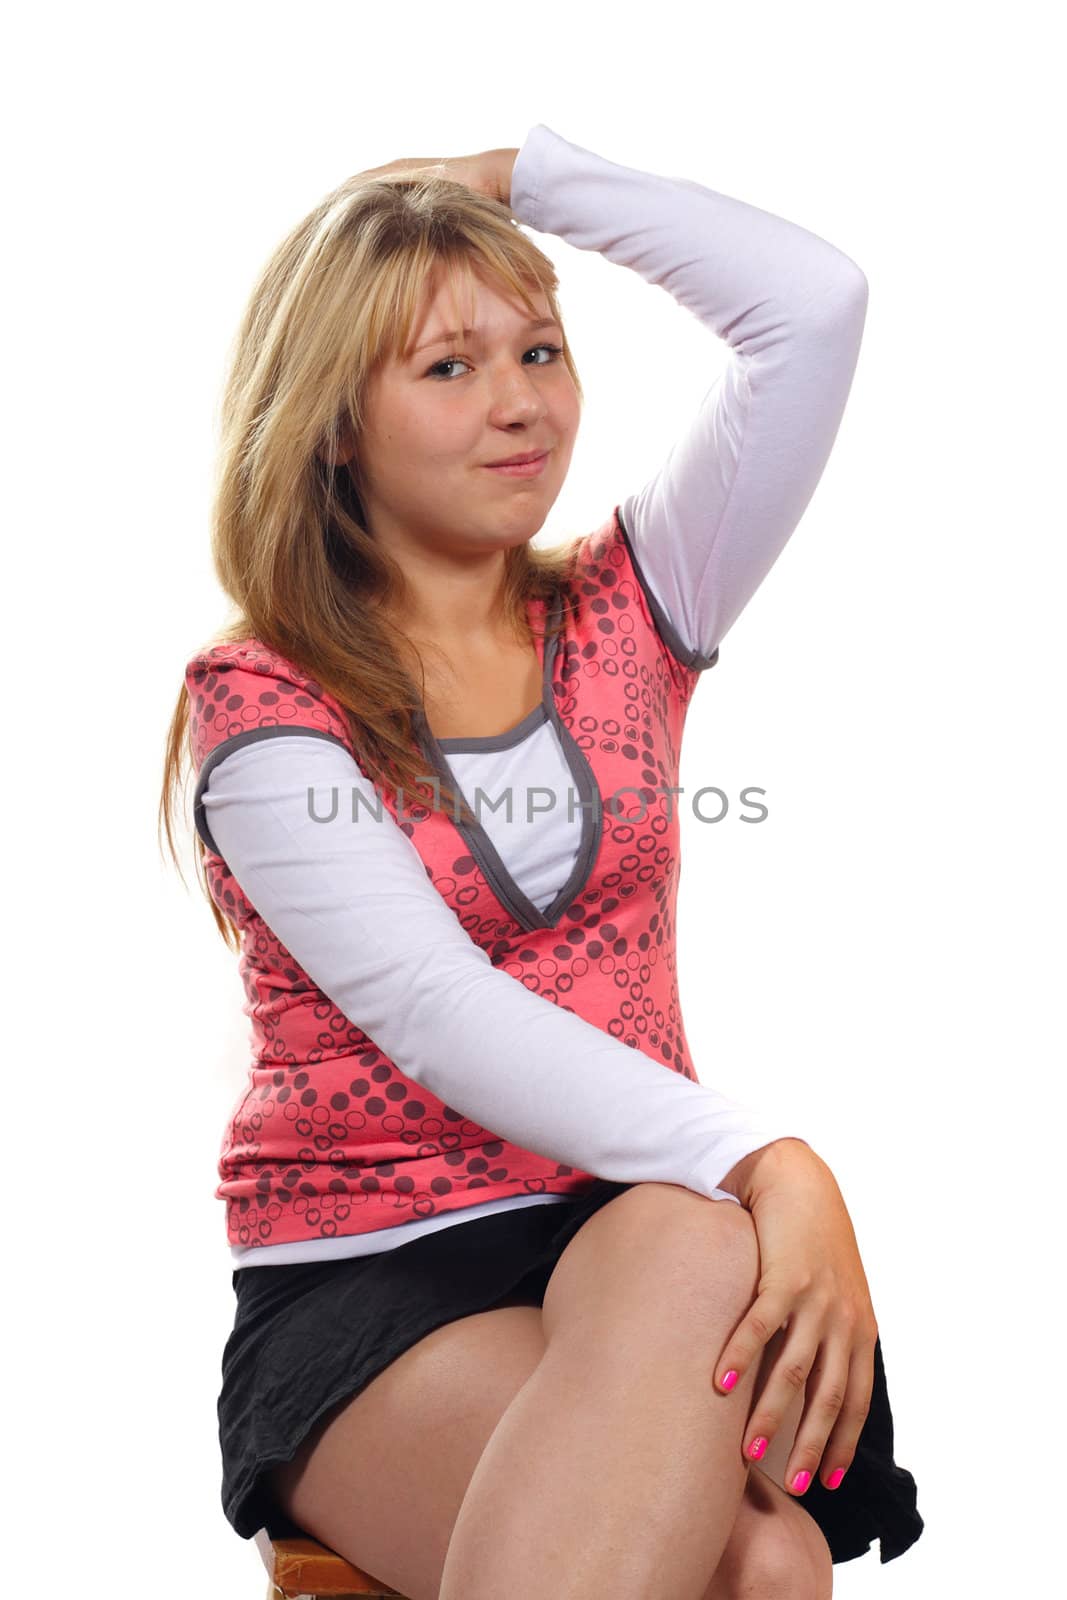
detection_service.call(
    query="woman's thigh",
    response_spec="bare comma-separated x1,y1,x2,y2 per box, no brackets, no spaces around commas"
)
266,1300,547,1600
542,1181,807,1482
539,1181,832,1592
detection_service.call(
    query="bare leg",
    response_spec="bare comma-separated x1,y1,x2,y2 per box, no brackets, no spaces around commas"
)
438,1192,763,1600
437,1327,759,1600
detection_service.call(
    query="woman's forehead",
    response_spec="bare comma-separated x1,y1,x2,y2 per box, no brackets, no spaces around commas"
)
404,265,552,352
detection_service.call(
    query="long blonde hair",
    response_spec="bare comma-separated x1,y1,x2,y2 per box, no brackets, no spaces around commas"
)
159,163,586,948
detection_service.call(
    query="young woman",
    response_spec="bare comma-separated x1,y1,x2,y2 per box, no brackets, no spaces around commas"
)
161,123,923,1598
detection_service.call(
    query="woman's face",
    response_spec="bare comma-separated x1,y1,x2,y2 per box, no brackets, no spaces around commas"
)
348,269,580,568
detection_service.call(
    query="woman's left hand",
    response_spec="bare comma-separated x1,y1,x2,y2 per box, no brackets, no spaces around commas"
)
714,1144,880,1495
355,149,519,208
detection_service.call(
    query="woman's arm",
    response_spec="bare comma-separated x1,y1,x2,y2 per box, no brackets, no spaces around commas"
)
200,732,808,1206
505,130,878,1496
509,124,869,669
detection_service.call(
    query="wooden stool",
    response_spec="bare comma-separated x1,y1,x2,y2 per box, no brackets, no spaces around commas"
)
254,1527,406,1598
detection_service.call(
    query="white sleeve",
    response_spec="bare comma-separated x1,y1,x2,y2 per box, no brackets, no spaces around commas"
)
200,735,811,1204
510,123,869,667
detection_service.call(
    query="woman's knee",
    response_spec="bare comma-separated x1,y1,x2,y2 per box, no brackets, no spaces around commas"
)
710,1467,833,1600
541,1179,761,1354
739,1522,832,1600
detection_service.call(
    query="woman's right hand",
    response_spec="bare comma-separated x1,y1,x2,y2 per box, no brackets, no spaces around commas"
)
714,1141,880,1497
355,149,519,207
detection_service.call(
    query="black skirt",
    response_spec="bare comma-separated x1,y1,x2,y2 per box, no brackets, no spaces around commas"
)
218,1179,924,1566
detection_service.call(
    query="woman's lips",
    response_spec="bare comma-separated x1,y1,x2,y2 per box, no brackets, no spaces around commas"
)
482,451,549,478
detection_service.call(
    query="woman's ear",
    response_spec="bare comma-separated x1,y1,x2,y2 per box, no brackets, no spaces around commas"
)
317,421,358,467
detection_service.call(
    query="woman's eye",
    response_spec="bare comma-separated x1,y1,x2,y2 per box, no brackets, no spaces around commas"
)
427,343,564,380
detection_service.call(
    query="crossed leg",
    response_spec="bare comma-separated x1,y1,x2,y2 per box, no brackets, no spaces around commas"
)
439,1187,834,1597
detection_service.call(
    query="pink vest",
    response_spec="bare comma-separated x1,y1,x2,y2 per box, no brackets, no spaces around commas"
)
186,505,716,1251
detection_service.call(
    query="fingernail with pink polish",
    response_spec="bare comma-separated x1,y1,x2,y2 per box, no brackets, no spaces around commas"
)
721,1370,738,1391
790,1470,811,1493
827,1467,845,1490
746,1437,767,1460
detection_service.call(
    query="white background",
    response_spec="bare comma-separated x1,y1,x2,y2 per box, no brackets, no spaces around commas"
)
7,0,1062,1594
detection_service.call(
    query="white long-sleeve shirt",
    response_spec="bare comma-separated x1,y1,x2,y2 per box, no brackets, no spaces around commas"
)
199,123,868,1269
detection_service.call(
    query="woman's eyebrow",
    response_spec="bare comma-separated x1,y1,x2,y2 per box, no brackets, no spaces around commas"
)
409,316,562,358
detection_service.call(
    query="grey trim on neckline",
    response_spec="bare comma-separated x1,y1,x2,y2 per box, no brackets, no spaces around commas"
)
435,700,549,753
413,593,604,933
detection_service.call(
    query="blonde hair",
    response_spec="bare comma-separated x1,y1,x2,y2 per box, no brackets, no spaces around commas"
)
159,162,585,947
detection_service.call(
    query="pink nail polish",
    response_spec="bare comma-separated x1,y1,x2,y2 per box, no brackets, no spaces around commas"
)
747,1436,767,1460
791,1470,811,1493
827,1467,845,1490
721,1370,738,1391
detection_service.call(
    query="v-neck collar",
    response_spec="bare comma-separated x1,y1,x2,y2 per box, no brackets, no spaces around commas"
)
411,592,604,932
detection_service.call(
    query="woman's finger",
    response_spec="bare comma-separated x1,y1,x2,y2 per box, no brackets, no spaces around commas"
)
736,1319,821,1470
810,1329,877,1492
779,1330,854,1494
713,1285,792,1400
